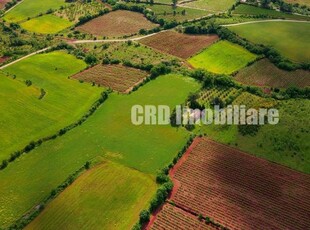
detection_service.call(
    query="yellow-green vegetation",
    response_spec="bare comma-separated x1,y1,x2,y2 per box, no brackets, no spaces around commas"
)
181,0,236,12
188,40,257,74
0,51,101,162
233,4,310,20
0,74,199,228
228,21,310,63
25,161,156,230
20,15,73,34
3,0,68,22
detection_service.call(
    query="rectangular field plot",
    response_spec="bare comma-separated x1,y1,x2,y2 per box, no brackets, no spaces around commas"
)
72,64,149,93
25,161,156,230
235,59,310,88
188,40,257,74
170,138,310,230
181,0,236,12
139,31,218,59
150,203,216,230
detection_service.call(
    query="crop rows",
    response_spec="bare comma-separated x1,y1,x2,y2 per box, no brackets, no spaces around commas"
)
170,138,310,230
198,87,242,107
150,203,217,230
233,92,277,108
72,64,148,93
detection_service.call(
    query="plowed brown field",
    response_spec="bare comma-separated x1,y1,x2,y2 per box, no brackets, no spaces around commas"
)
0,0,9,9
72,64,149,93
149,203,217,230
139,31,219,59
76,10,158,37
170,138,310,230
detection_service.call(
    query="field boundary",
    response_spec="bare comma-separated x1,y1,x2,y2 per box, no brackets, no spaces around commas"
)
222,19,310,27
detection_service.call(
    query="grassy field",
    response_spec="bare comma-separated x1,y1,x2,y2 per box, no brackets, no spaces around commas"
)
188,40,257,74
25,161,156,230
0,51,102,162
3,0,68,22
233,4,310,20
181,0,235,12
78,42,180,66
229,21,310,63
0,74,199,228
235,59,310,88
20,15,73,34
76,10,158,37
284,0,310,6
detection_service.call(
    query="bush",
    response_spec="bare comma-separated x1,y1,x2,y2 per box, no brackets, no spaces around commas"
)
139,210,150,224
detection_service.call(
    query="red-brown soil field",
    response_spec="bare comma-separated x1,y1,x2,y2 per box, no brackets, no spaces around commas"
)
0,0,9,9
0,56,9,64
169,138,310,230
76,10,158,37
149,203,217,230
235,59,310,88
72,64,149,93
139,31,219,59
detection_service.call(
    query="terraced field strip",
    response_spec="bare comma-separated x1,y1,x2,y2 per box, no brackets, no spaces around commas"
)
170,138,310,230
149,203,217,230
235,59,310,88
139,30,219,59
72,64,149,93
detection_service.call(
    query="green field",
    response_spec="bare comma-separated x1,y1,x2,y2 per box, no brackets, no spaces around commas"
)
20,14,73,34
233,4,310,20
188,40,257,74
228,21,310,63
0,74,199,228
182,0,235,12
0,51,101,162
3,0,68,22
25,161,156,230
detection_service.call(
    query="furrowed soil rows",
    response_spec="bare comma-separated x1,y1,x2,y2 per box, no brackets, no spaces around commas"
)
72,64,149,93
139,31,219,59
76,10,158,37
149,203,217,230
170,138,310,230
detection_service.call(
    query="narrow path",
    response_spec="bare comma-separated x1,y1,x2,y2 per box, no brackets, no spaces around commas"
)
222,19,310,27
0,47,50,70
3,0,24,15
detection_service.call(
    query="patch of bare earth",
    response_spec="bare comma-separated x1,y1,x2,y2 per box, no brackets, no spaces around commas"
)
169,138,310,230
76,10,158,37
0,56,9,64
0,0,9,9
235,59,310,88
149,203,217,230
139,31,219,59
72,64,149,93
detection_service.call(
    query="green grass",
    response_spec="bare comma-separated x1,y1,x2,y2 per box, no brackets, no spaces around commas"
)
20,14,73,34
229,21,310,63
25,161,156,230
3,0,68,23
0,51,102,162
188,40,257,74
182,0,236,12
0,74,199,228
233,4,310,20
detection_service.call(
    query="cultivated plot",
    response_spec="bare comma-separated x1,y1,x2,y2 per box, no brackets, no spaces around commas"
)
228,21,310,63
76,10,158,37
25,161,156,230
139,31,219,59
171,138,310,230
181,0,236,12
188,40,257,74
72,64,149,93
235,59,310,88
20,14,73,34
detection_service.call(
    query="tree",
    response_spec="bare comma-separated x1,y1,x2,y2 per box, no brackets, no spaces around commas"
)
139,210,150,224
85,54,98,65
172,0,177,7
